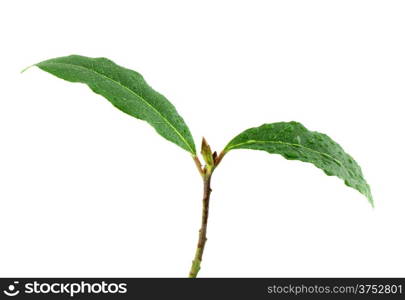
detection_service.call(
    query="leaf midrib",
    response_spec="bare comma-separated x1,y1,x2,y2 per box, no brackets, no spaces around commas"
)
226,140,343,167
40,61,195,154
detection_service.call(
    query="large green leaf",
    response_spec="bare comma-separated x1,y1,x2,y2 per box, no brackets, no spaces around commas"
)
224,121,373,205
26,55,196,154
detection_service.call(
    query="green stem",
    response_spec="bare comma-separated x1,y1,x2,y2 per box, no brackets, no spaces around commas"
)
189,172,212,278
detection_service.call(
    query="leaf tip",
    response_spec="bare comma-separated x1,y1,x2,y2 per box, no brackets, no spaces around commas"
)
368,194,375,208
20,64,35,74
362,183,374,208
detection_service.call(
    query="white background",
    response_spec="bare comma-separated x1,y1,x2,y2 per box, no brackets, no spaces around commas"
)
1,0,404,277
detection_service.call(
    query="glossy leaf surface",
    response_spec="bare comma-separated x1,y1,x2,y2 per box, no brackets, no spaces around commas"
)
30,55,196,154
225,121,373,205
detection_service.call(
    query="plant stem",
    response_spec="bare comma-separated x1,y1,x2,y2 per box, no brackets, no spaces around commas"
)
188,172,212,278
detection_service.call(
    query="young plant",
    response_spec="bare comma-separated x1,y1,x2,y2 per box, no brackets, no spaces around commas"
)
23,55,373,277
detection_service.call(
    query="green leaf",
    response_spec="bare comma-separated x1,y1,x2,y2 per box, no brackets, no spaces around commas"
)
224,121,373,205
26,55,196,154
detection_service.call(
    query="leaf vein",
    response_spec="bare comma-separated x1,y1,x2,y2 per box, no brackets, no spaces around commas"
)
227,140,343,166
